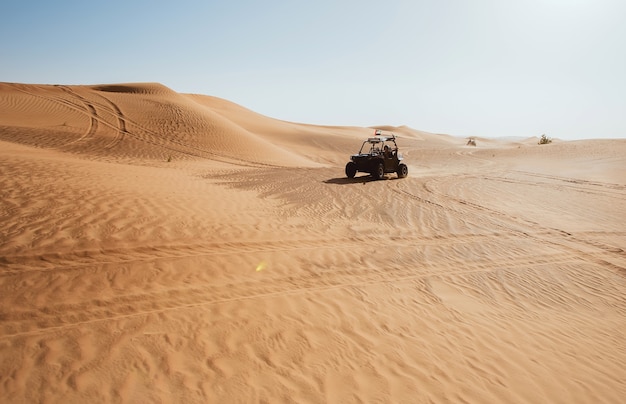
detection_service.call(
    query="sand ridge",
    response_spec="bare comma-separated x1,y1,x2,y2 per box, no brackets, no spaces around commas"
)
1,82,625,403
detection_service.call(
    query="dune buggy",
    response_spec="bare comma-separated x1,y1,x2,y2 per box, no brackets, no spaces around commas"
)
345,130,408,180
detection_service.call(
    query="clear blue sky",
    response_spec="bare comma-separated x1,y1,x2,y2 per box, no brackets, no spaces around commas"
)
2,0,625,140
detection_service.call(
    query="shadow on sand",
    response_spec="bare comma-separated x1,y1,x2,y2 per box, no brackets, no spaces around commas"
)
324,175,400,185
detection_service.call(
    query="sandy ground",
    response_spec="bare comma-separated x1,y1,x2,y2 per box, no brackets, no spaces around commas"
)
1,82,625,403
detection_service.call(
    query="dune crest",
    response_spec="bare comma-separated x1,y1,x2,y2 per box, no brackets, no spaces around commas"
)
89,83,175,95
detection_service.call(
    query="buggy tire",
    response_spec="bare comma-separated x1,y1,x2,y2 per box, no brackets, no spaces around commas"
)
397,163,408,178
345,162,357,178
373,162,385,180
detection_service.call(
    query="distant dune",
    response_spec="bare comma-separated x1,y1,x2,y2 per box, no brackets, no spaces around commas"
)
1,82,625,403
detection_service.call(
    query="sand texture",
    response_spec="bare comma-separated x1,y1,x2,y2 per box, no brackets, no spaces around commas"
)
1,82,625,403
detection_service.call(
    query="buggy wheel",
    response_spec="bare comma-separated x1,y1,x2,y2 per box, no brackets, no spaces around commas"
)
373,162,385,180
397,163,408,178
345,162,357,178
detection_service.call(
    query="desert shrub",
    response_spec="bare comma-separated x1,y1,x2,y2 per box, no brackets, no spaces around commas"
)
539,134,552,144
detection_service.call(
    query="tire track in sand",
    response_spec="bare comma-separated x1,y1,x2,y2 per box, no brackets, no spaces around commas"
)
55,85,98,146
393,175,626,274
91,92,127,149
13,85,120,149
0,248,586,340
482,172,626,200
0,232,515,275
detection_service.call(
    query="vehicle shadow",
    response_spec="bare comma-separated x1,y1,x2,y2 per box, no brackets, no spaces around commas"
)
324,175,400,185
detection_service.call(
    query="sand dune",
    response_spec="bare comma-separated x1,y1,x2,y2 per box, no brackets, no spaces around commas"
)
1,82,625,403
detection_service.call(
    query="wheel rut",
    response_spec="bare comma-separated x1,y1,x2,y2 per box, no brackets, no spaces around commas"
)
0,247,587,340
393,175,626,275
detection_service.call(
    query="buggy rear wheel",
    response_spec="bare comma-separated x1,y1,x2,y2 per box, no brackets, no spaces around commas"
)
397,163,408,178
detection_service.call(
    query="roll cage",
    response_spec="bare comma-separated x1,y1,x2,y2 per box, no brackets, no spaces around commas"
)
354,133,400,158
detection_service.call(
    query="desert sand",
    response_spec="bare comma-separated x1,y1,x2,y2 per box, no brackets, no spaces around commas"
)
0,82,625,403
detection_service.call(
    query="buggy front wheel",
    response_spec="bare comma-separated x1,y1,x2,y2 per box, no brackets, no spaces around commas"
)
345,162,357,178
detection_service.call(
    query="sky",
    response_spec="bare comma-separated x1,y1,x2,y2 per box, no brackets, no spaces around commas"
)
1,0,625,140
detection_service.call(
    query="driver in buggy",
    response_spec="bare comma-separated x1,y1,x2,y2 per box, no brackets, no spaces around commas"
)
383,145,393,159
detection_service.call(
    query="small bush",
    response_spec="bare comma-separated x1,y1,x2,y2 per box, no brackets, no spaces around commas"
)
539,134,552,145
